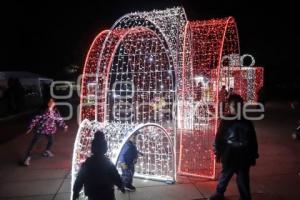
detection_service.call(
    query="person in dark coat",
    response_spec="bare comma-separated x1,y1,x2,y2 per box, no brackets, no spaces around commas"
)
73,131,125,200
118,134,143,191
209,94,259,200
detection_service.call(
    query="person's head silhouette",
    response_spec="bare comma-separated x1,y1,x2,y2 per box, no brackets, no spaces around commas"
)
91,130,108,156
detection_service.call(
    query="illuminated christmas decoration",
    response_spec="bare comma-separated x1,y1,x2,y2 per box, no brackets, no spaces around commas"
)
72,7,264,199
219,66,264,102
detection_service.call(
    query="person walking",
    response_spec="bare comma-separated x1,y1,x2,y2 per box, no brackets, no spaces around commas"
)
209,94,259,200
118,134,143,191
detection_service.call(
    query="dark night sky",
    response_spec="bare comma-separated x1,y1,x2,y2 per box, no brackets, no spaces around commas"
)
0,0,299,88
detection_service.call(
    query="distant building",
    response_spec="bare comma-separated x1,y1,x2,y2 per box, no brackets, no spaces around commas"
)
0,71,53,98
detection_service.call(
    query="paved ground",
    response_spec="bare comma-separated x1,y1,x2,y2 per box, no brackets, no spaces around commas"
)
0,101,300,200
0,110,37,144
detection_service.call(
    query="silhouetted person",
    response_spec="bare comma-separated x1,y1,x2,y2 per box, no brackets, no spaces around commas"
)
219,85,228,115
195,81,203,101
209,94,259,200
227,87,235,100
119,134,143,191
73,131,125,200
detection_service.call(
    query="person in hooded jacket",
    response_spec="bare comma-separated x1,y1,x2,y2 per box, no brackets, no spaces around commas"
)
73,131,125,200
118,134,143,191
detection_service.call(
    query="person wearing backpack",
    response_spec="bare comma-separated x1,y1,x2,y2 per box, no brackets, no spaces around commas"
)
209,94,259,200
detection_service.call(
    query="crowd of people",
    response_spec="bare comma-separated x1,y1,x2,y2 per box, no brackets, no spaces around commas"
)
20,92,258,200
72,131,143,200
21,97,143,199
75,93,258,200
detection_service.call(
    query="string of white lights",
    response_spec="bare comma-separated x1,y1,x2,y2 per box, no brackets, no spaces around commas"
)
72,7,264,200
